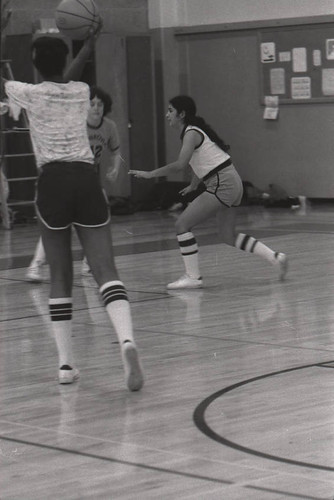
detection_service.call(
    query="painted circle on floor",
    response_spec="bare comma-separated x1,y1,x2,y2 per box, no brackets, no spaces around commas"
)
193,361,334,472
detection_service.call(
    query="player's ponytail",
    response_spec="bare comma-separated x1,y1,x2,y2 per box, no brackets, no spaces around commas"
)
169,95,230,153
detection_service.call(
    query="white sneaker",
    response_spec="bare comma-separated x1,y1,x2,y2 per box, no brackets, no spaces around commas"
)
168,202,183,212
26,263,43,283
167,274,203,290
121,341,144,392
275,253,288,281
58,365,80,384
81,259,92,277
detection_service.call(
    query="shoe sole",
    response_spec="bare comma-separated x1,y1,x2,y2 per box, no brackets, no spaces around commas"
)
59,370,80,384
123,344,144,392
167,282,203,290
26,275,43,283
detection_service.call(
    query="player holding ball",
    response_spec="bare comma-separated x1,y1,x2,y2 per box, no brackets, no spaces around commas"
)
3,16,144,392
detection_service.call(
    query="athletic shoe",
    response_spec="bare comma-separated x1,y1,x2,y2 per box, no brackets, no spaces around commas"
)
58,365,80,384
275,253,288,281
168,202,184,212
26,263,43,283
81,259,92,277
167,274,203,290
121,341,144,392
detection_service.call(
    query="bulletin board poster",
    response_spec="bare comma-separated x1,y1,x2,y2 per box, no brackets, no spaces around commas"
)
260,24,334,103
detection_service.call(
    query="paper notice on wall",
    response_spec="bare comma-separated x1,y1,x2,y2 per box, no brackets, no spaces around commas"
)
322,68,334,95
263,95,279,120
292,47,307,73
291,77,311,99
279,51,291,63
326,39,334,60
270,68,285,94
261,42,276,63
313,50,322,66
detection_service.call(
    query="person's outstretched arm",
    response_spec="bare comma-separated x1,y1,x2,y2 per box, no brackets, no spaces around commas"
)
129,129,199,179
64,20,101,81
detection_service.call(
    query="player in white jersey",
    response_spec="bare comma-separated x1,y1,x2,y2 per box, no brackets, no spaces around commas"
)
27,85,123,278
4,36,143,390
129,95,288,289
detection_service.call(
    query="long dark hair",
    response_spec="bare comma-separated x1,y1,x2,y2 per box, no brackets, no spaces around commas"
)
169,95,230,152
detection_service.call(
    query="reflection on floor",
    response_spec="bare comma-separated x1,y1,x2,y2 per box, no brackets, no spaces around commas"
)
1,202,334,499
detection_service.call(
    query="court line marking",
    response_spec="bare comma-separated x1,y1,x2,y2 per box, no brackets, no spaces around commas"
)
0,282,170,324
193,361,334,472
1,310,333,358
0,417,272,470
244,484,325,500
0,431,324,499
0,434,232,486
1,226,333,271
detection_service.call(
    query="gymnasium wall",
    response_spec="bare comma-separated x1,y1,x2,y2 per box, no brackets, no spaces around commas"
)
4,0,149,35
5,1,334,198
148,0,334,29
2,0,151,202
149,2,334,198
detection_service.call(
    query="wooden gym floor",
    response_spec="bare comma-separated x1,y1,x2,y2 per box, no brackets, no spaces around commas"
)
1,202,334,499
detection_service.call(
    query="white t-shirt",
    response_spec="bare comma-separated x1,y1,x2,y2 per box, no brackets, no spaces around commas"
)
5,80,94,169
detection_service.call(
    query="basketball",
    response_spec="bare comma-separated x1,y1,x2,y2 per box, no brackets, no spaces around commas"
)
55,0,100,40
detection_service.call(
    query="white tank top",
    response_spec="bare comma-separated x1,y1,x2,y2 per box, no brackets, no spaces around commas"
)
185,125,230,179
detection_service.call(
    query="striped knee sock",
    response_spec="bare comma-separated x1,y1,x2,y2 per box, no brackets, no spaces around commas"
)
177,232,201,279
49,297,74,367
234,233,277,264
100,281,135,345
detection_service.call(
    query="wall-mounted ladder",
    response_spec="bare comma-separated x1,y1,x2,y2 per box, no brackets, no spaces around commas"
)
0,59,37,229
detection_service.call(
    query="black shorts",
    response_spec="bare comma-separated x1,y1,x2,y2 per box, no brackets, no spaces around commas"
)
35,162,110,230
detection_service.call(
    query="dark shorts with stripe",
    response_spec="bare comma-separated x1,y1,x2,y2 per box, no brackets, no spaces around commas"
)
35,161,110,230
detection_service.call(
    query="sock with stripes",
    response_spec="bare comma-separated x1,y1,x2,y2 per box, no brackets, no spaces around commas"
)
177,232,201,279
49,297,74,368
234,233,277,264
100,281,135,345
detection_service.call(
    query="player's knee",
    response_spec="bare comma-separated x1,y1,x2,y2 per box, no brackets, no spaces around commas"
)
220,231,236,246
89,261,119,286
175,218,188,234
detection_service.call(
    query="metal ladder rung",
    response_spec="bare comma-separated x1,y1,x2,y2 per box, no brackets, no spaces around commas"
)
2,128,30,134
1,58,36,228
7,176,37,182
7,200,35,207
3,153,35,158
